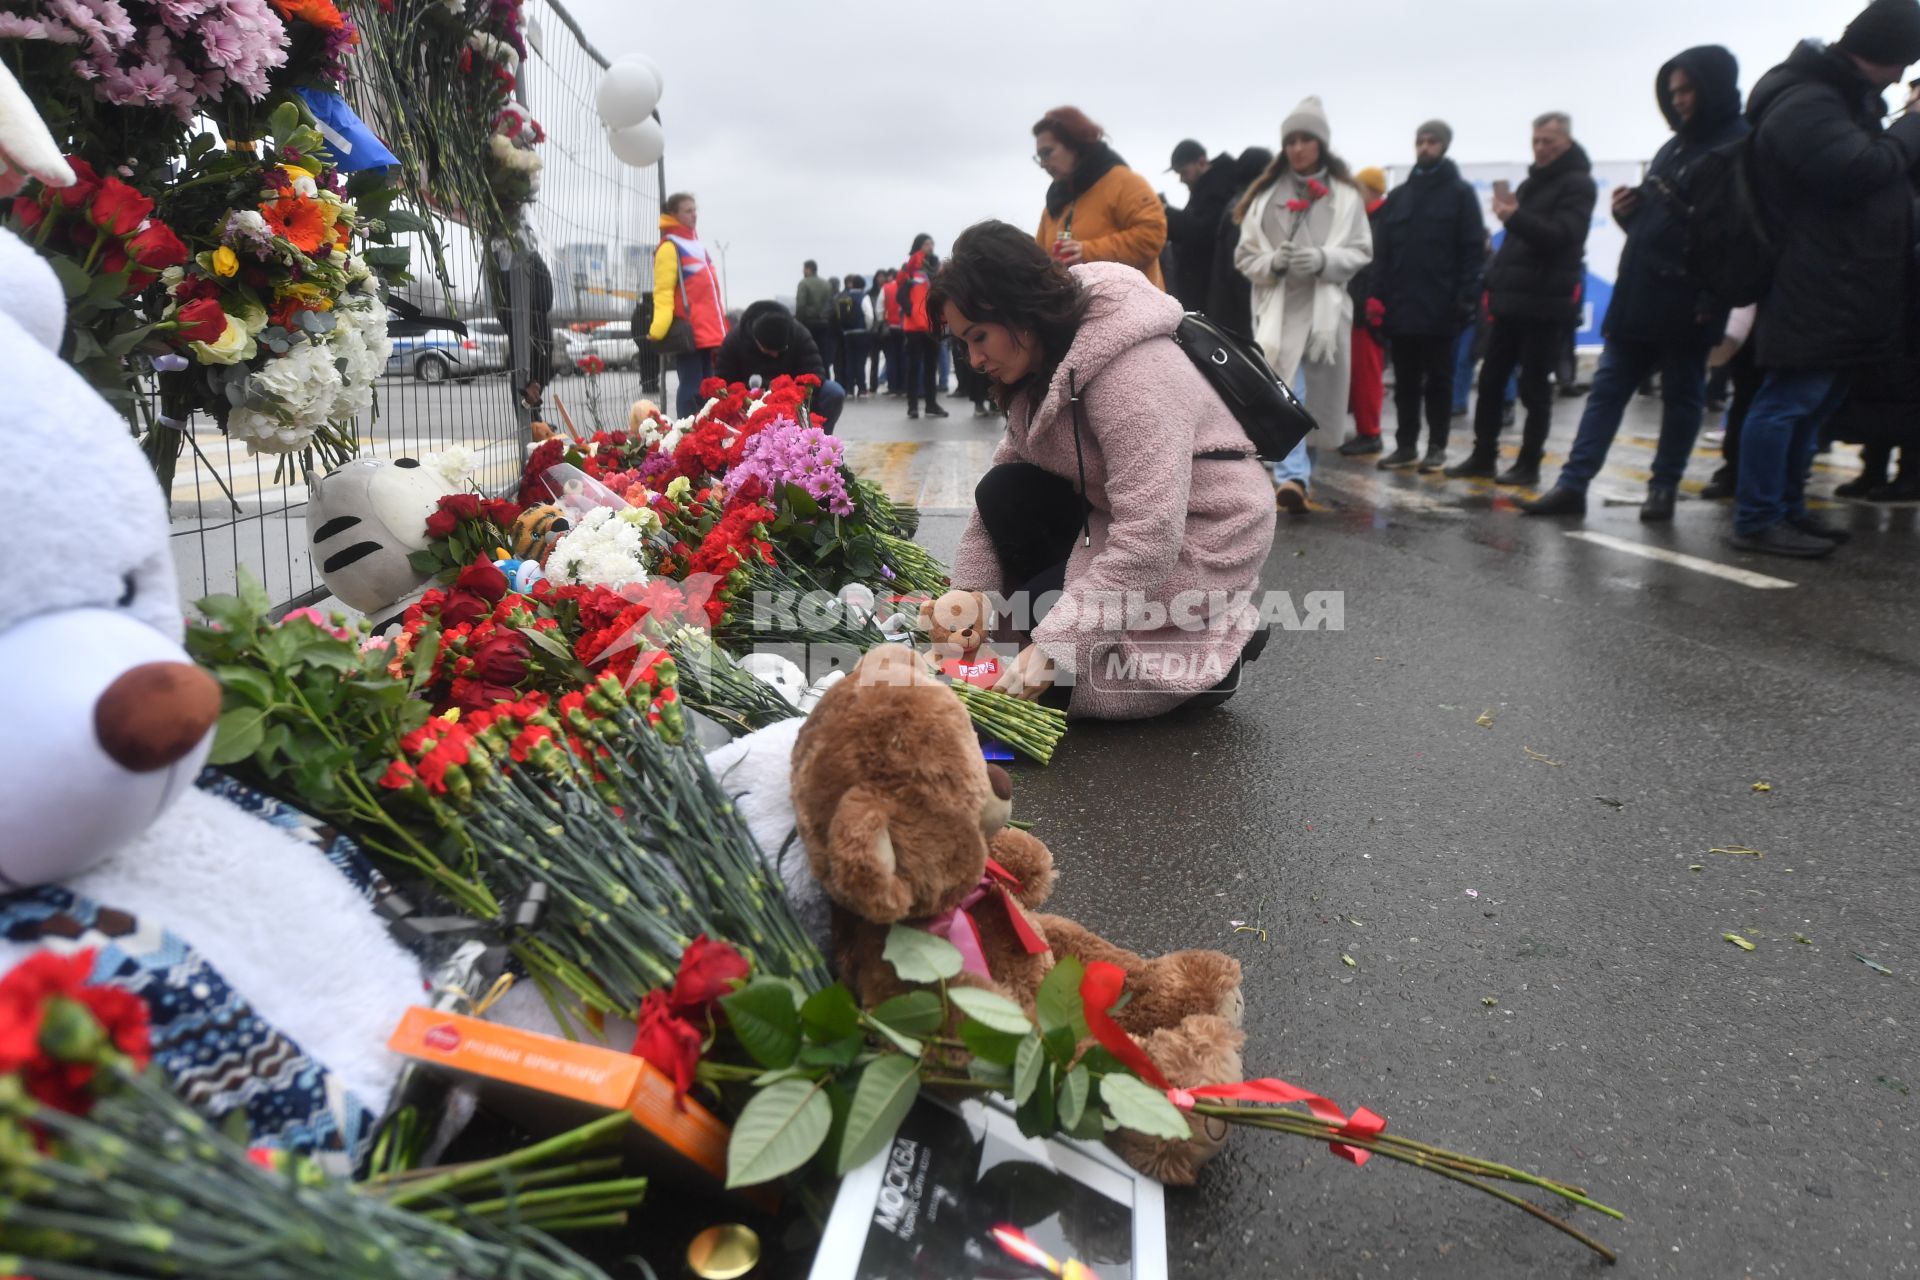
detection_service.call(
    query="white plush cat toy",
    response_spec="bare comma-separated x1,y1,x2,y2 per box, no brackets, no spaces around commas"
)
0,215,422,1172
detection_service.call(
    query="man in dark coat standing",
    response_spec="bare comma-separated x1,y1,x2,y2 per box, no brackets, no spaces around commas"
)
1163,140,1240,314
1523,47,1750,521
1371,119,1486,472
1445,113,1597,486
1730,0,1920,557
1205,147,1274,342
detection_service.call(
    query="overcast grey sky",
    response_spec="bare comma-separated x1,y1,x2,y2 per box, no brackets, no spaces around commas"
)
562,0,1879,306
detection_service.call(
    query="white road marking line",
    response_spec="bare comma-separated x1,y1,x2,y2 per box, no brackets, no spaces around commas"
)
1564,531,1797,590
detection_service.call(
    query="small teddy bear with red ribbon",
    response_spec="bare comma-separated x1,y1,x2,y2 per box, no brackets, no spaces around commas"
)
918,589,1002,688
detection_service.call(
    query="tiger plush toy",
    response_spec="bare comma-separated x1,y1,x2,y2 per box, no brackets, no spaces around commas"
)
509,503,570,566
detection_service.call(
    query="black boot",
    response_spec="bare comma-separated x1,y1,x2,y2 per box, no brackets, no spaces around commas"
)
925,401,950,418
1339,434,1385,456
1640,485,1676,522
1444,449,1498,479
1495,457,1541,486
1870,469,1920,501
1519,486,1586,516
1700,467,1736,500
1418,444,1449,473
1376,446,1419,470
1838,442,1891,496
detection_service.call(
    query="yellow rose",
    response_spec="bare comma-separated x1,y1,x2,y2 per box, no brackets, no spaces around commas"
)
211,246,239,278
189,314,256,366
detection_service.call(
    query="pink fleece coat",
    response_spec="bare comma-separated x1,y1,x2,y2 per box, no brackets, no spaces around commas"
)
952,263,1277,720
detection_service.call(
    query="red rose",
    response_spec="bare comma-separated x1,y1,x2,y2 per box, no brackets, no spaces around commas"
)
11,199,44,234
455,556,509,604
441,493,483,521
174,297,229,344
176,274,221,304
423,509,458,540
98,242,128,276
668,934,750,1018
88,176,154,237
630,989,704,1099
469,632,530,686
128,221,187,272
483,498,522,527
52,156,99,211
439,590,492,629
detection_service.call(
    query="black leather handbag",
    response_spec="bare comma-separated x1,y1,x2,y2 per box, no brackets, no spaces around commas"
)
1169,312,1318,461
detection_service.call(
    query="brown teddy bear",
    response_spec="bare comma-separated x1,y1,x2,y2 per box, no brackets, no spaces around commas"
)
790,645,1245,1183
917,589,1000,688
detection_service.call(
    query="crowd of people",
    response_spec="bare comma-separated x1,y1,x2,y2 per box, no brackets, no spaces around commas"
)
636,0,1920,566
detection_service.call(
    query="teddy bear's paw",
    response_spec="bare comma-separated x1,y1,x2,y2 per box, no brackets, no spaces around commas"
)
1105,1015,1246,1185
1140,949,1243,1031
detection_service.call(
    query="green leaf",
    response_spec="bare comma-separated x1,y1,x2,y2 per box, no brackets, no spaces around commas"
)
865,1018,923,1058
1034,955,1088,1040
718,979,802,1070
868,990,943,1038
801,985,862,1043
1015,1061,1057,1138
1012,1035,1045,1105
49,255,90,301
519,623,582,668
959,1020,1024,1066
1098,1073,1191,1141
207,707,269,766
103,322,156,359
1057,1065,1090,1131
836,1055,921,1175
882,925,964,984
213,664,277,708
236,568,272,618
86,270,130,307
949,987,1031,1036
797,1035,864,1071
269,100,301,143
363,245,411,268
407,549,443,576
967,1058,1013,1088
725,1079,831,1188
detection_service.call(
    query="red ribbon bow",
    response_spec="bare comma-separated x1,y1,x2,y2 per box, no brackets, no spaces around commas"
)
1168,1078,1386,1165
922,857,1048,979
1080,960,1172,1089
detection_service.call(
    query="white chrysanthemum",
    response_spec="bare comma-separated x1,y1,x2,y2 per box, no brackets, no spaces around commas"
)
426,446,476,490
546,507,652,588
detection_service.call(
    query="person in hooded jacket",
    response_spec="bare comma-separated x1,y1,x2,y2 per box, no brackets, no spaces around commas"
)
1032,106,1169,288
1204,147,1274,341
1370,119,1486,471
1729,0,1920,557
714,300,847,430
936,220,1275,719
1163,140,1240,312
1443,113,1596,486
1523,46,1750,522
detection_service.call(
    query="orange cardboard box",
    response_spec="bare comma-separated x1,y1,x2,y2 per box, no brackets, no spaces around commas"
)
388,1007,731,1183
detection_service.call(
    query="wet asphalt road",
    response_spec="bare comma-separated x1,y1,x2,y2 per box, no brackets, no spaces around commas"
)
840,386,1920,1279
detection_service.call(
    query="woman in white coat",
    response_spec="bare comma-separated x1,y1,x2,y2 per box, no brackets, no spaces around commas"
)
1233,96,1373,512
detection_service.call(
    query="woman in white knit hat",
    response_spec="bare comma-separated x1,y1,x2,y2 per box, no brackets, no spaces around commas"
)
1232,96,1374,512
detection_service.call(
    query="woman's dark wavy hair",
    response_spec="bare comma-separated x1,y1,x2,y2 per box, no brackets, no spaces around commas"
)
927,220,1089,410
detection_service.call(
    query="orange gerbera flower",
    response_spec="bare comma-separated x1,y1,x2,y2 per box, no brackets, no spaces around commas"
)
267,0,347,32
261,195,329,255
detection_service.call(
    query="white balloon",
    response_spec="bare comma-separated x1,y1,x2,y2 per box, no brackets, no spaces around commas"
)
595,60,660,131
616,52,664,100
608,117,665,168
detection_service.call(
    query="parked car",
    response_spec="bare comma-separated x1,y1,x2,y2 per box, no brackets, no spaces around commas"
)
562,322,637,372
384,334,485,383
464,317,511,372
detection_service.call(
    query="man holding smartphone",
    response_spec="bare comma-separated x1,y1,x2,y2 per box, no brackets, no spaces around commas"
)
1443,113,1596,486
1521,47,1750,521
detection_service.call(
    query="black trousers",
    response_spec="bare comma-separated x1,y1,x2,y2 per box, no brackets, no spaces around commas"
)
904,332,941,410
973,462,1258,713
883,329,905,391
1390,333,1456,453
1472,317,1565,460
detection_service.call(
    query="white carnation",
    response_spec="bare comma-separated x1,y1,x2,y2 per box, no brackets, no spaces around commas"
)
426,446,476,489
546,507,652,588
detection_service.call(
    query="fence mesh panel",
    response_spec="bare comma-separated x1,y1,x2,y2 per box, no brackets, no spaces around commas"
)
165,0,662,613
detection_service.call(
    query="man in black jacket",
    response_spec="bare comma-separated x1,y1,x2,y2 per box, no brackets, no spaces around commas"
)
1445,113,1596,486
1163,140,1239,314
714,300,847,431
1524,47,1750,521
1730,0,1920,557
1205,147,1274,342
1371,120,1486,472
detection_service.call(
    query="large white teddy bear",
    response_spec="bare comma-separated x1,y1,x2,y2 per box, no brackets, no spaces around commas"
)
0,220,423,1172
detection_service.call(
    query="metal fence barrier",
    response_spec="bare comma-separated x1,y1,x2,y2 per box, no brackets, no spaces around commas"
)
166,0,664,614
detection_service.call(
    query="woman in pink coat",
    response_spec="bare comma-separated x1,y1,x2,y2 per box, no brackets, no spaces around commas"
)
935,221,1277,719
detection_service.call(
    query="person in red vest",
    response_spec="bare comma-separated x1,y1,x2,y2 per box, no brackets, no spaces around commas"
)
898,234,948,419
879,268,905,395
648,192,730,417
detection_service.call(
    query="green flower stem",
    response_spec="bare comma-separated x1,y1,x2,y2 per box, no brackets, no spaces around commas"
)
413,1176,648,1222
383,1111,634,1211
503,1212,630,1234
